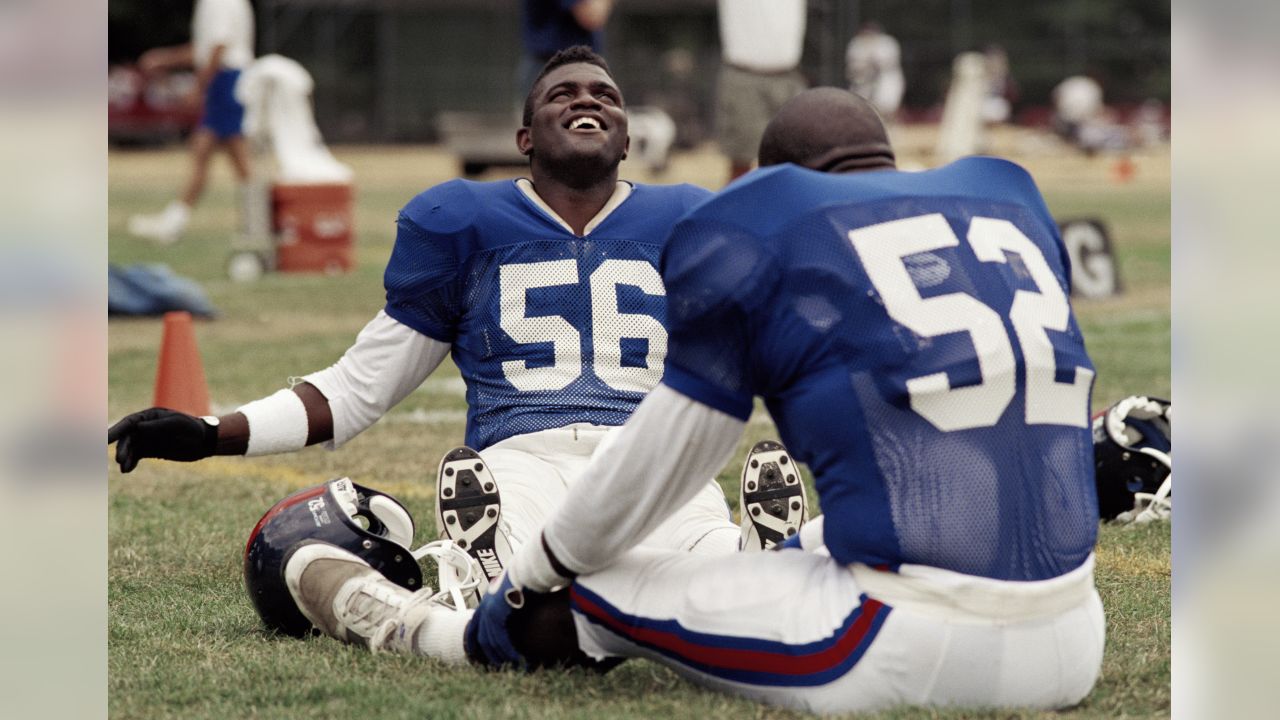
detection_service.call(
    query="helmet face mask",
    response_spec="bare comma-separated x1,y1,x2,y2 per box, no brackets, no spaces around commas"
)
1092,396,1172,522
243,478,424,636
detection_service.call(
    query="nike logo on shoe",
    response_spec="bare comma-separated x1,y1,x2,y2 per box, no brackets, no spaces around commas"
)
476,548,504,579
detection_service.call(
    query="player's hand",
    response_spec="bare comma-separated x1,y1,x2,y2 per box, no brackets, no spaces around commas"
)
465,573,531,669
107,408,218,473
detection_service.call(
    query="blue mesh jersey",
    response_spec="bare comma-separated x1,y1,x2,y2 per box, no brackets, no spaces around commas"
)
385,178,711,451
661,158,1098,581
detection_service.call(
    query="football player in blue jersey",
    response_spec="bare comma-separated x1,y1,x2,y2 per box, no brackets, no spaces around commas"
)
279,87,1106,712
110,46,805,622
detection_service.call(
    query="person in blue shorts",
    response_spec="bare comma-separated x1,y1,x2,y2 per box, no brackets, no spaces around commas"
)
128,0,256,245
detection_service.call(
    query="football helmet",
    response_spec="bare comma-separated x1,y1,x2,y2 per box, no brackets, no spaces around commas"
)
1092,396,1171,523
244,477,424,636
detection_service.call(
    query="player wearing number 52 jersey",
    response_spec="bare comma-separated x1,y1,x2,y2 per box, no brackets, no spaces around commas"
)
453,88,1105,713
654,156,1098,580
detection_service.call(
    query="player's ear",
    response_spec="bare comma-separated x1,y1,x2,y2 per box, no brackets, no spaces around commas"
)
516,127,533,156
622,134,629,161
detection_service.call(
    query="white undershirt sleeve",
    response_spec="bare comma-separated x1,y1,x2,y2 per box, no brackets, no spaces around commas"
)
514,384,745,590
300,310,451,448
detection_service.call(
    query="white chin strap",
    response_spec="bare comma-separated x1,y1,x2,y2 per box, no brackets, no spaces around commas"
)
1117,473,1172,524
411,539,483,610
1116,446,1172,524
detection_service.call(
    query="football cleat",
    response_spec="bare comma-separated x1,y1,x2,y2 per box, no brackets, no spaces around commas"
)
285,541,455,654
739,440,808,551
435,447,511,594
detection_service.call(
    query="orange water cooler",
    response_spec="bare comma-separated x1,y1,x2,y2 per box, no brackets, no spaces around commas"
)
273,183,355,273
228,181,355,282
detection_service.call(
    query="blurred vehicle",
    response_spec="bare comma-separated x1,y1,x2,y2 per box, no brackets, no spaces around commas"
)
108,65,201,146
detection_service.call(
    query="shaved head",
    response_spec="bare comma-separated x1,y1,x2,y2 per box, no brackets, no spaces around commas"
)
758,88,896,173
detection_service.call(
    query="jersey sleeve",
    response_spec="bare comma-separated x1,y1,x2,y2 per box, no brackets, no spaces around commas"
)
382,183,475,343
659,214,778,421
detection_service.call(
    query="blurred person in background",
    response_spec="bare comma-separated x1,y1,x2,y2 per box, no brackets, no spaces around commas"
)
715,0,807,183
845,21,904,122
981,44,1016,125
519,0,614,106
127,0,255,245
1051,74,1103,150
1051,73,1131,155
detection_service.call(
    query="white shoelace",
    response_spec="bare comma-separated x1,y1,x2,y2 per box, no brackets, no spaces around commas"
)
340,579,450,653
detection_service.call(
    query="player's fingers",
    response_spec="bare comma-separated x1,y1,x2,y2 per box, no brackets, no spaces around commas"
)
107,416,136,444
116,434,137,473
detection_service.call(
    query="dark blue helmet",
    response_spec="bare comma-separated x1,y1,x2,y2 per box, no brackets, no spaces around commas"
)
1092,396,1171,521
244,478,423,636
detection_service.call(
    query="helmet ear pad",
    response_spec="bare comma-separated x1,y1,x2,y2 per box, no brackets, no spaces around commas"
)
367,495,415,548
243,479,424,636
1092,397,1171,520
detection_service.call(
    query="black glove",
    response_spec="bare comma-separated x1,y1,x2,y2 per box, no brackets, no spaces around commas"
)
107,408,218,473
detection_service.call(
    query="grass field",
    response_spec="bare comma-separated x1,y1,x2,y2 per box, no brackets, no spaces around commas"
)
108,130,1170,719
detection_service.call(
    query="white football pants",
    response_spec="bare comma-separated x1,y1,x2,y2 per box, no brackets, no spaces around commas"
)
479,423,740,556
570,546,1105,715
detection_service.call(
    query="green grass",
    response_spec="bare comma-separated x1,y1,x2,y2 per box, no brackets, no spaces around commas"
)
108,143,1170,718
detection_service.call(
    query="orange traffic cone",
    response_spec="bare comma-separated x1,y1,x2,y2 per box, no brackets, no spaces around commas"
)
153,311,210,416
1112,155,1135,184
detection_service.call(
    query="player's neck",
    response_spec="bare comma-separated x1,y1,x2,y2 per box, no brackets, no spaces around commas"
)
528,169,620,236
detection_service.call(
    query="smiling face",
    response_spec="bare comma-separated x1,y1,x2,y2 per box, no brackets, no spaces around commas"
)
517,62,629,186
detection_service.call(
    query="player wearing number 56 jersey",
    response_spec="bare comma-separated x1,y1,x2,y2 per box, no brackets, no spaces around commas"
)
377,166,743,590
457,88,1106,713
385,176,706,452
109,47,750,615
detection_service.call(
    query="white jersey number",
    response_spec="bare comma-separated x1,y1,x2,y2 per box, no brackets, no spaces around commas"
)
499,259,666,393
848,213,1093,431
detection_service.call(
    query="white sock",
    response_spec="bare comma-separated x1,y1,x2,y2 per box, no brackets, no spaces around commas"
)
414,607,473,665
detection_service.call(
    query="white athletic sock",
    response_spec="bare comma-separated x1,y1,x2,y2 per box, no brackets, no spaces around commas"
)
414,607,474,665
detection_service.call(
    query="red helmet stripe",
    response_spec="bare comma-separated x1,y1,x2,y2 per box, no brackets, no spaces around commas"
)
244,485,328,556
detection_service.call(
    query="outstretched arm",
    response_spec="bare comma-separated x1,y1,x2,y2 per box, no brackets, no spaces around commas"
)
105,382,329,473
108,312,449,472
300,311,450,448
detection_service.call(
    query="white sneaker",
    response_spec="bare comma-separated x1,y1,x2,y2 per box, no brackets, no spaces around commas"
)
285,542,452,654
127,201,189,245
436,447,512,593
739,440,808,551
